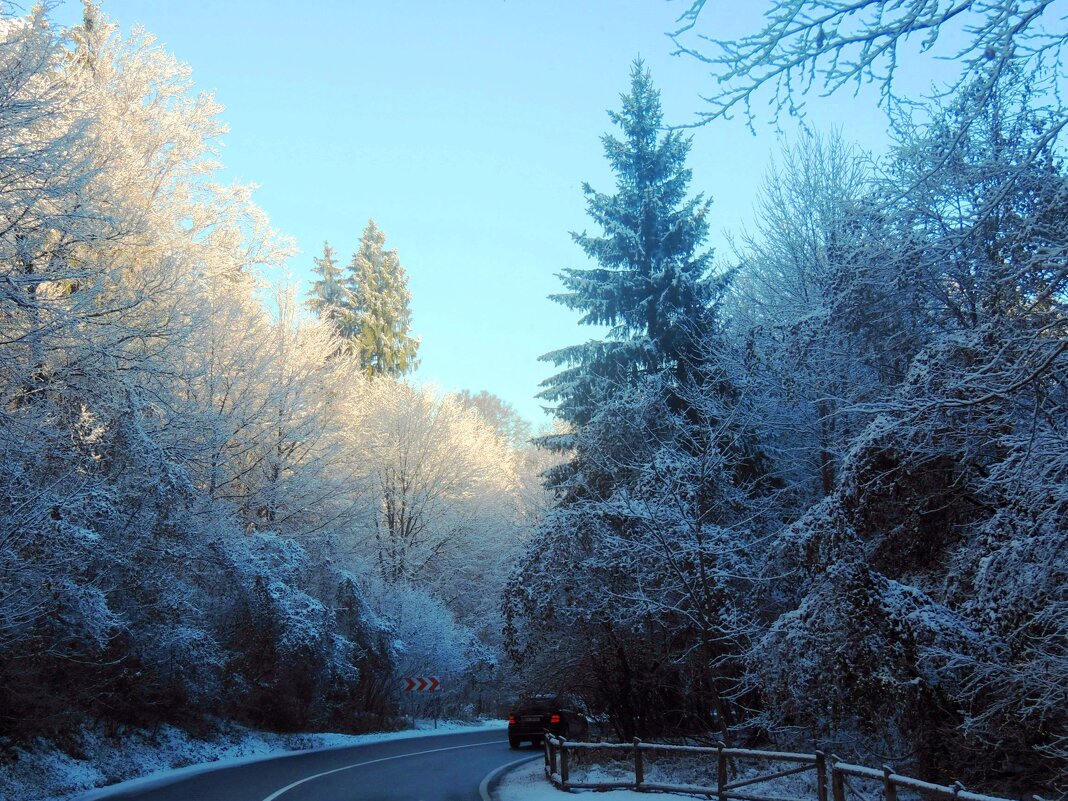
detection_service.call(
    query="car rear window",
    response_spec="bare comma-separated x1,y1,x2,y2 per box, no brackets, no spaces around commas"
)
516,695,562,711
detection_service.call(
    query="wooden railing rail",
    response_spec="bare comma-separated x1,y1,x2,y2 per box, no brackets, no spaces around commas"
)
830,758,1024,801
544,734,821,801
543,735,1038,801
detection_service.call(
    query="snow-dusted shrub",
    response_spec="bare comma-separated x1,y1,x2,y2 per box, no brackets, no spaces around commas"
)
366,579,492,718
508,367,772,742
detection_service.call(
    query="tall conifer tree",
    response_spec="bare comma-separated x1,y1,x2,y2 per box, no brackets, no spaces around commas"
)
510,63,756,741
539,59,719,442
348,220,420,377
306,241,355,340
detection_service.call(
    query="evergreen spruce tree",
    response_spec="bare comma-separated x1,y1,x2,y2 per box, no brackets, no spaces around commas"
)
348,220,420,377
509,63,762,741
539,59,720,446
306,241,356,342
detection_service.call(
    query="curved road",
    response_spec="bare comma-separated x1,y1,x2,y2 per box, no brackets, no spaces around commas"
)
81,729,539,801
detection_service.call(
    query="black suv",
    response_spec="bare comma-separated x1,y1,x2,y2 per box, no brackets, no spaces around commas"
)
507,694,589,748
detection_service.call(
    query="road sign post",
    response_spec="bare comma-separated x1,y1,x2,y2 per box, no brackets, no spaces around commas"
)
401,676,442,725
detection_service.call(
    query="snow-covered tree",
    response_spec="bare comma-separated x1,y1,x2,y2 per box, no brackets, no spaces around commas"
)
347,220,420,377
346,381,521,593
366,580,494,719
508,370,768,741
538,59,718,440
306,241,352,337
673,0,1068,132
337,379,532,715
455,389,532,449
510,61,771,742
742,72,1068,789
728,132,901,502
0,3,394,744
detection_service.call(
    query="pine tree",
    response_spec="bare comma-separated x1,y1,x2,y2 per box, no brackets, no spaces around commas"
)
347,220,420,377
509,63,761,742
306,241,355,340
539,59,719,438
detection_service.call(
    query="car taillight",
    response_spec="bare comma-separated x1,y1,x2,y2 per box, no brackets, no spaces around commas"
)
550,714,561,724
508,714,516,725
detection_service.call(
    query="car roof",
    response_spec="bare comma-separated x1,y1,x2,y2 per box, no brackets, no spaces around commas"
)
515,692,565,706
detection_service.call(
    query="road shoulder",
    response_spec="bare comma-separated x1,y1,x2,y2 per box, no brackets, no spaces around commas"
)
55,721,505,801
494,757,696,801
480,753,542,801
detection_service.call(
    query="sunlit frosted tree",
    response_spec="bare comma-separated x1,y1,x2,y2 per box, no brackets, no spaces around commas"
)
348,220,420,377
306,241,352,336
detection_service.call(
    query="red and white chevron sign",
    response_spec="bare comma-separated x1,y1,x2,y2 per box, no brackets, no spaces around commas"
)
403,676,441,692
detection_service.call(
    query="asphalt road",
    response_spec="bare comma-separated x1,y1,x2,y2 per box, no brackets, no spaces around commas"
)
80,729,541,801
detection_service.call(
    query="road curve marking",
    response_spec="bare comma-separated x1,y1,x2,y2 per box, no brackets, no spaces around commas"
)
260,739,499,801
478,754,540,801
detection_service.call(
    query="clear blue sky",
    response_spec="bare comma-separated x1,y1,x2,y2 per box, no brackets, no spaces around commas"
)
51,1,955,426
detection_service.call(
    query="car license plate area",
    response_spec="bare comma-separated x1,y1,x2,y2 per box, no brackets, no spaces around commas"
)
523,715,542,722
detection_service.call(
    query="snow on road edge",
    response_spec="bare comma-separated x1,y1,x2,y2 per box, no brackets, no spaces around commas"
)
496,757,695,801
0,719,505,801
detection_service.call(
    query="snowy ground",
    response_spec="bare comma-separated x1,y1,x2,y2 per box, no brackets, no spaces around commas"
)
498,758,689,801
0,718,506,801
496,747,823,801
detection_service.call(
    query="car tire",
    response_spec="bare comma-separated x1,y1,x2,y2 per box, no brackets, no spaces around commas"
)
509,736,521,749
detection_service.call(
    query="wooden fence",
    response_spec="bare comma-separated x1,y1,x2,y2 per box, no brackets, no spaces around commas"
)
542,735,1044,801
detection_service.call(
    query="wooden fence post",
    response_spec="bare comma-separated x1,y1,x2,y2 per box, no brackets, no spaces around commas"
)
815,751,828,801
717,742,727,801
882,766,897,801
560,740,570,790
831,760,846,801
634,738,644,789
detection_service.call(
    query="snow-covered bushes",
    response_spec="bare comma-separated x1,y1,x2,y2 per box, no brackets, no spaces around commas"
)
735,74,1068,789
511,61,1066,795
